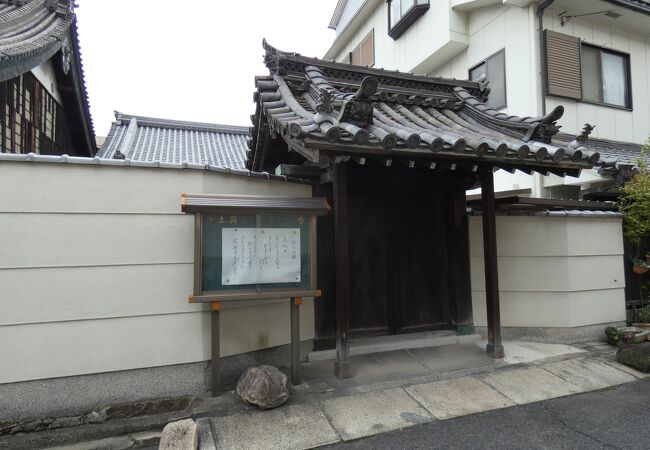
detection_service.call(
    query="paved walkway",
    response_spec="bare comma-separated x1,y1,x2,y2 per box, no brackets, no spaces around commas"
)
198,340,648,450
323,376,650,449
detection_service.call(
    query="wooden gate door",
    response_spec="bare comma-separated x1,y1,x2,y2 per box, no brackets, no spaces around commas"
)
347,167,453,336
313,166,460,348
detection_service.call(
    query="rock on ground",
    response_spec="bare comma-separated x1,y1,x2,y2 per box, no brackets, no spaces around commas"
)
236,365,289,410
617,342,650,372
158,418,197,450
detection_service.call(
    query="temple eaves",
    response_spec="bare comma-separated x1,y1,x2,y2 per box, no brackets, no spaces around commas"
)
248,40,605,178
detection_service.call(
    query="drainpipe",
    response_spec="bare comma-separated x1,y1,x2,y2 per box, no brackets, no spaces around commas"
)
537,0,554,116
534,0,554,198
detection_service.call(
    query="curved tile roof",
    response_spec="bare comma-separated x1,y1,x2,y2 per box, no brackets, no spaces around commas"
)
248,41,603,177
97,112,249,170
0,152,307,184
0,0,74,82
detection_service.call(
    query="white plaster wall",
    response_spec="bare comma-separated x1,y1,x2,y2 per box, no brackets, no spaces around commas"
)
469,215,626,328
0,163,314,384
543,7,650,144
30,60,63,104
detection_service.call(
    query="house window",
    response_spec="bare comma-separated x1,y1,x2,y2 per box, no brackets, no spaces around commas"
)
469,50,506,110
0,72,63,154
581,44,631,108
387,0,429,40
349,29,375,67
545,30,632,109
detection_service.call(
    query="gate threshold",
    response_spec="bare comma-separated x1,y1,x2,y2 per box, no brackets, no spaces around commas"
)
308,330,481,362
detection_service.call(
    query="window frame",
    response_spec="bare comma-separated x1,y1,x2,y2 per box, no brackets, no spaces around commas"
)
579,43,632,111
349,29,375,67
468,49,507,111
387,0,430,40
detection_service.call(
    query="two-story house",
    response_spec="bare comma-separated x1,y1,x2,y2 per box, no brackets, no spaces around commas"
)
325,0,650,199
0,0,96,157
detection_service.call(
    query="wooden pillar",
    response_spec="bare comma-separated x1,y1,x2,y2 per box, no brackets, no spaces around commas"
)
290,297,302,385
210,302,221,396
450,187,473,334
334,163,354,378
480,169,504,359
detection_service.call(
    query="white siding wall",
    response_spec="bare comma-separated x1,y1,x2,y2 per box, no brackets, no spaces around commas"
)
432,3,540,118
333,0,468,74
336,0,367,36
435,3,540,194
332,2,650,145
543,7,650,144
469,215,626,328
0,163,314,384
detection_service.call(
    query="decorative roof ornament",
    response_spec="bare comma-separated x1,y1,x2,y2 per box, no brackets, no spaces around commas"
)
262,38,301,75
44,0,74,17
262,38,279,74
61,38,71,75
315,89,334,114
474,73,491,102
336,76,377,128
522,105,564,143
570,123,596,148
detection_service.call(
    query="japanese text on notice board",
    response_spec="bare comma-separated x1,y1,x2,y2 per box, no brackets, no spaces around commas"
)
221,228,301,285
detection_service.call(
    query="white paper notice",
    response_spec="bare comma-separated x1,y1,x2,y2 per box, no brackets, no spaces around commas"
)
221,228,301,285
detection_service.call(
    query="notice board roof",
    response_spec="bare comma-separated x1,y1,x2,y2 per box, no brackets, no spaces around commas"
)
181,193,331,215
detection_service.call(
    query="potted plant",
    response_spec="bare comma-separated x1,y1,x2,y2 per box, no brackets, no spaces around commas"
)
605,326,650,346
632,258,649,275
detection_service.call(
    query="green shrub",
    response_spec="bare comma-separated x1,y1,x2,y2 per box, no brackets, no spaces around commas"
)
637,305,650,323
618,138,650,244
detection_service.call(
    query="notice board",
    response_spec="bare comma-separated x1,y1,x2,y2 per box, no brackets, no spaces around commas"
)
201,213,312,293
183,193,329,302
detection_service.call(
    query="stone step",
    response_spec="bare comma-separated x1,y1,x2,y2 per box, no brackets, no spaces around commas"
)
308,331,482,362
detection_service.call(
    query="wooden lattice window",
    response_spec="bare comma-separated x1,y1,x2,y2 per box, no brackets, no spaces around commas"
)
0,72,64,154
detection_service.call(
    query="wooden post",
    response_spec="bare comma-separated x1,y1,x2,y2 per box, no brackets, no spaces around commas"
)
290,297,302,385
334,163,354,378
210,302,221,396
480,169,505,359
450,187,473,334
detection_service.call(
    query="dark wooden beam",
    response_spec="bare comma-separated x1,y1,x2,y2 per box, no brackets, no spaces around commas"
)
305,139,589,174
467,195,618,211
334,163,354,378
275,164,323,178
480,169,504,359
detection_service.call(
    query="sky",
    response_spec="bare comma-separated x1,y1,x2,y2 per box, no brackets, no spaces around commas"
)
75,0,338,137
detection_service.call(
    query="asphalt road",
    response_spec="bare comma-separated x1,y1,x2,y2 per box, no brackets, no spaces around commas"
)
324,377,650,450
